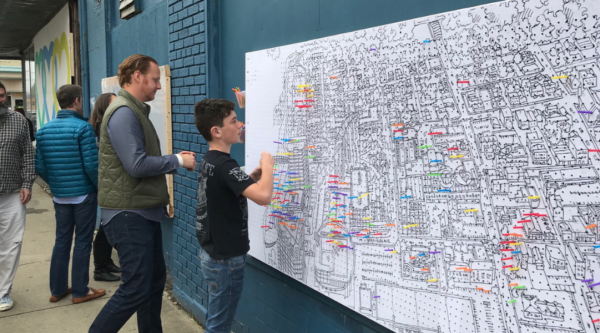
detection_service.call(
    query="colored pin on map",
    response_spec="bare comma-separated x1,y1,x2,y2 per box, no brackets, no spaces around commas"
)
507,300,516,304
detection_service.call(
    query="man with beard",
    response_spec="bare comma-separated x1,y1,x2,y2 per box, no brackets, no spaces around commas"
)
0,81,36,311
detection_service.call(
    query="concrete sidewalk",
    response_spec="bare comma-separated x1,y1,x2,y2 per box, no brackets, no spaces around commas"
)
0,184,204,333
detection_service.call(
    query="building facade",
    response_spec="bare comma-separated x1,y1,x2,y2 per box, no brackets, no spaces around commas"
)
80,0,501,331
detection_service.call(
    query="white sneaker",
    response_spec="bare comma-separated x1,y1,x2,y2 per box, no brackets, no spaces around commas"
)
0,294,14,311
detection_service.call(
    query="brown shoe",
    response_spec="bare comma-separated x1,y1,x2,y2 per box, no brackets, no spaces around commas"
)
72,288,106,304
49,287,72,302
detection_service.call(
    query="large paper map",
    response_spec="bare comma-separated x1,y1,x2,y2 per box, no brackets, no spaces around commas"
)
244,0,600,331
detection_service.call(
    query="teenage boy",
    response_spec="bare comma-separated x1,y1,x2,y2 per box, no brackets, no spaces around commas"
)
194,99,274,333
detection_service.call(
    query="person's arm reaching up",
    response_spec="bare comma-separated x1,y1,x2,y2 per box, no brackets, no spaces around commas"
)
242,151,274,206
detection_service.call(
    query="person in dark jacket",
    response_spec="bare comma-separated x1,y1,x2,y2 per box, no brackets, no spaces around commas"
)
35,84,106,304
14,107,35,141
89,93,121,282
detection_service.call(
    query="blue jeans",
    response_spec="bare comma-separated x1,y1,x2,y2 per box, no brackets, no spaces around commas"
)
50,192,97,298
89,212,166,333
199,248,246,333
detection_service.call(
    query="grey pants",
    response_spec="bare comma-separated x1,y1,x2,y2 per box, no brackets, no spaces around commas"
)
0,192,26,297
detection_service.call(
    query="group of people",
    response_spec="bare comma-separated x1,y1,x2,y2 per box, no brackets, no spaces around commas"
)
0,53,275,333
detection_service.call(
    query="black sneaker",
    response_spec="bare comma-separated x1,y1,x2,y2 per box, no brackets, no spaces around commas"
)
106,262,122,274
94,271,120,282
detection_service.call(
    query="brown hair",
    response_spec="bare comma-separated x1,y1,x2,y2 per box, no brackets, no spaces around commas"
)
56,84,83,109
117,54,158,88
194,99,235,141
90,93,116,136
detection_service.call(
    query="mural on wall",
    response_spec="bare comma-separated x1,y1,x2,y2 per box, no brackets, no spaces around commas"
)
33,5,71,127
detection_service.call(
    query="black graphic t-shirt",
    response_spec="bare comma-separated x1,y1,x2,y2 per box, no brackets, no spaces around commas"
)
196,150,256,259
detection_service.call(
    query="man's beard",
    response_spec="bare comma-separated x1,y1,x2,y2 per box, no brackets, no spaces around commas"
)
0,101,8,117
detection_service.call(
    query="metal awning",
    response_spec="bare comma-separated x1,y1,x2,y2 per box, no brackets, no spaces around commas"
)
0,0,69,59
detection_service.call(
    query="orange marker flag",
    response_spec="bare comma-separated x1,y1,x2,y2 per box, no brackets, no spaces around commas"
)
305,145,316,149
586,224,598,229
410,256,416,259
421,268,429,271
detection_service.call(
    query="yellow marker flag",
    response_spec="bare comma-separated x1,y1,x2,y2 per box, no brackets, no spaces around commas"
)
527,196,540,199
358,193,370,199
510,267,520,271
464,209,479,212
428,279,438,282
289,178,302,181
362,217,372,220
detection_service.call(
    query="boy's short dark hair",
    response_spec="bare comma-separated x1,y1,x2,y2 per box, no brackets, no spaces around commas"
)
56,84,83,109
0,81,5,94
194,98,235,141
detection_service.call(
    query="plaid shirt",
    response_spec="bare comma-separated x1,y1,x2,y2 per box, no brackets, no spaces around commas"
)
0,110,36,194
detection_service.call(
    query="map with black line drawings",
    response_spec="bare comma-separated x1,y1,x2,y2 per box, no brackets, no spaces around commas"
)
244,0,600,332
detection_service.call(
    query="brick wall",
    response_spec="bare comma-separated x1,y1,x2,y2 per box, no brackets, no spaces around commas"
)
167,0,210,324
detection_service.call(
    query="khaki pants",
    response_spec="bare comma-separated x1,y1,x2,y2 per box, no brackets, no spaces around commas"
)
0,192,26,297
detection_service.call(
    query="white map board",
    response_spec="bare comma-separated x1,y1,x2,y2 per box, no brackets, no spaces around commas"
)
101,65,174,217
245,0,600,331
